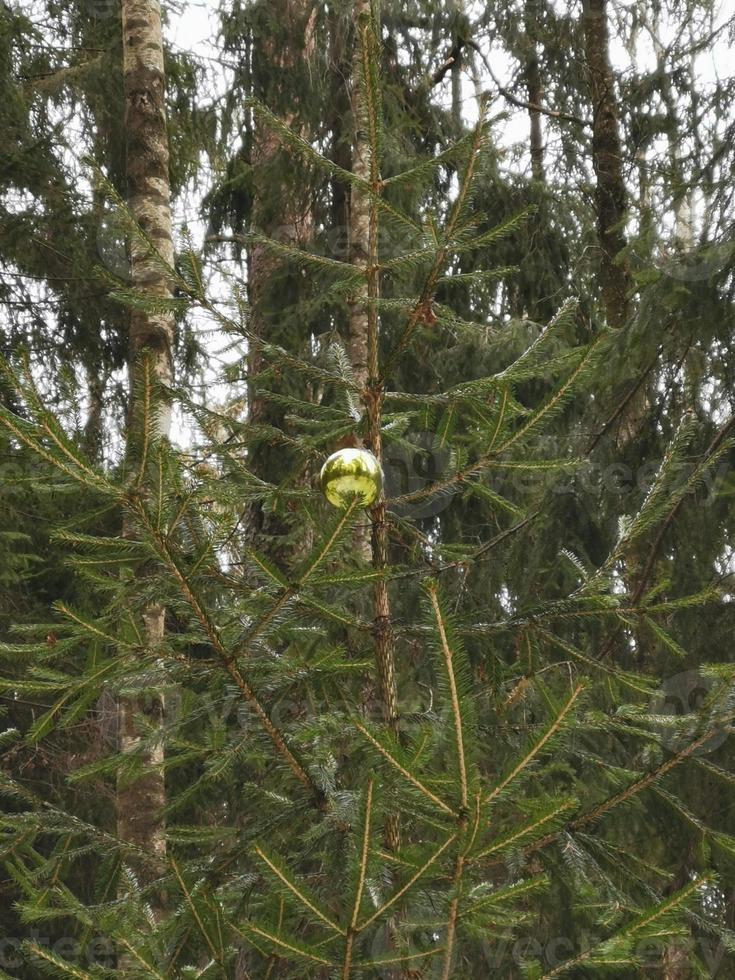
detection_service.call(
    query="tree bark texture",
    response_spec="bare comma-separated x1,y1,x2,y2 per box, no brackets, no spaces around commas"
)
527,55,545,183
248,0,316,416
117,0,173,925
583,0,650,457
347,0,371,395
246,0,316,560
350,0,401,863
524,1,545,182
583,0,632,330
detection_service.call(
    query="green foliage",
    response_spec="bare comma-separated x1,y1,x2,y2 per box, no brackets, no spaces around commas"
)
1,0,735,977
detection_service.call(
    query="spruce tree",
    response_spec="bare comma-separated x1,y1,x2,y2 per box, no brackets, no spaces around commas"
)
2,1,735,978
2,3,735,977
0,0,210,961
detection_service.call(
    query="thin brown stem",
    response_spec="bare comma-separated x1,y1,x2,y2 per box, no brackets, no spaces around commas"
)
440,849,465,980
134,505,319,801
342,780,375,979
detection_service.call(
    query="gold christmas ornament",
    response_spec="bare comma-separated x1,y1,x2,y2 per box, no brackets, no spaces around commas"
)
320,448,383,509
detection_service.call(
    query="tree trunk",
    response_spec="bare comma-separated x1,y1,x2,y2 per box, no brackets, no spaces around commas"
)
347,1,370,394
524,3,545,182
346,0,375,561
247,0,316,561
83,365,105,462
350,0,402,873
583,0,649,459
527,57,545,182
118,0,173,930
582,0,632,330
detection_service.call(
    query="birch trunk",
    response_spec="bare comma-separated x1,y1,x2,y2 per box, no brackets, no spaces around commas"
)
117,0,173,930
527,59,545,183
524,2,545,182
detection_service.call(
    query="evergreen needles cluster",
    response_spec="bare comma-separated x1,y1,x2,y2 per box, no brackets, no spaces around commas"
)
1,1,735,978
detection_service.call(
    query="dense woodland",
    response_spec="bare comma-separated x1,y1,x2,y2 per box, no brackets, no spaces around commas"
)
1,0,735,977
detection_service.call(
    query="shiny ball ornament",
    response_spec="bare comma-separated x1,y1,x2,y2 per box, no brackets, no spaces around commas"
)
320,448,383,509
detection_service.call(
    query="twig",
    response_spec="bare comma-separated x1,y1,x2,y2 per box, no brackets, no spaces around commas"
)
466,40,590,127
431,38,466,86
586,348,662,452
598,411,735,660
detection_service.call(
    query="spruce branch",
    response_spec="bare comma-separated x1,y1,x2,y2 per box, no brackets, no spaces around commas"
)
354,721,458,817
171,857,226,967
113,939,168,979
347,0,404,855
0,406,118,497
353,946,445,969
342,779,374,979
383,103,493,373
465,39,591,127
349,779,374,931
537,878,707,978
381,128,482,188
241,498,359,655
357,831,458,931
133,353,155,489
132,504,319,801
53,602,137,651
622,411,735,605
88,166,192,299
568,707,735,833
391,333,603,508
355,7,383,178
299,497,361,584
441,848,466,980
494,333,605,455
426,583,469,812
461,874,548,921
248,230,359,277
22,945,94,979
490,297,580,384
537,630,655,695
474,798,578,861
252,845,346,936
484,683,585,807
246,99,422,236
233,923,333,967
485,684,735,873
580,409,700,593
